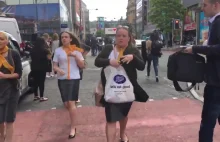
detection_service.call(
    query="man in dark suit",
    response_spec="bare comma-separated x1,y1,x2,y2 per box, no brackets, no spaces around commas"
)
185,0,220,141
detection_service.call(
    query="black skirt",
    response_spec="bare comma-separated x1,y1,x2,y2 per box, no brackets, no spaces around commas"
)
58,79,80,102
105,102,132,123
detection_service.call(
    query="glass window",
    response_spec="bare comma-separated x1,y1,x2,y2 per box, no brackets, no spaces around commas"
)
5,0,19,5
19,0,34,4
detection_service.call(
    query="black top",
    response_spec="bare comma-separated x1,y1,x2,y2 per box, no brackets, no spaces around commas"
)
193,15,220,87
94,44,149,103
10,49,22,78
30,48,50,72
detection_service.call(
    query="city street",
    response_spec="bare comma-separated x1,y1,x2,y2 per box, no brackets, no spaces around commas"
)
14,51,220,142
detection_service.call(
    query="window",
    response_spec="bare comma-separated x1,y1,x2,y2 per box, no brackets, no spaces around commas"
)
19,0,34,4
5,0,19,5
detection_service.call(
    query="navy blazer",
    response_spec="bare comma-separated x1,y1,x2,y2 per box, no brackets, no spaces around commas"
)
193,15,220,87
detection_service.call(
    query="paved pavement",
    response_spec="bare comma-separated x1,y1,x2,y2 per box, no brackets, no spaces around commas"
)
14,98,220,142
13,51,215,142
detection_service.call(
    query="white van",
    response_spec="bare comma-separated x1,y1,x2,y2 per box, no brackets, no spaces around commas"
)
0,17,22,44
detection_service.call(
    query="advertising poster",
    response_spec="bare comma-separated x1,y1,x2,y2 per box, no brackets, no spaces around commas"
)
199,12,209,42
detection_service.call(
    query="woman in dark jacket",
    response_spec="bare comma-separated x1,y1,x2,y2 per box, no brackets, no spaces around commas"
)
30,37,51,102
0,31,22,142
95,26,149,142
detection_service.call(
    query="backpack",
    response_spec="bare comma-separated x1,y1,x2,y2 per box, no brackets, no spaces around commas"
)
151,40,163,57
167,48,206,92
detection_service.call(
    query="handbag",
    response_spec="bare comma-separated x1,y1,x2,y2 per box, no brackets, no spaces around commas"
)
94,79,104,107
167,48,205,92
28,71,35,88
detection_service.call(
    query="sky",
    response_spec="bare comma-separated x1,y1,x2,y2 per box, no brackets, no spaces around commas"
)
82,0,128,21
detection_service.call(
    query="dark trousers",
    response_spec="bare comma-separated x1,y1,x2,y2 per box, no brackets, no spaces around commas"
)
147,55,159,77
32,71,46,98
199,85,220,142
91,46,97,56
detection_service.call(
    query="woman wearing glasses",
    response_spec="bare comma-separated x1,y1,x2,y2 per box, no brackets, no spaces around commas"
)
95,26,149,142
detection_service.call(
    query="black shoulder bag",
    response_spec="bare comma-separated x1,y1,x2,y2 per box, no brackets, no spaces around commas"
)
167,48,206,92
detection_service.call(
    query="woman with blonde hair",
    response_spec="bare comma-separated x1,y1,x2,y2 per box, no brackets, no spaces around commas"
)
0,31,22,142
95,26,149,142
53,31,85,139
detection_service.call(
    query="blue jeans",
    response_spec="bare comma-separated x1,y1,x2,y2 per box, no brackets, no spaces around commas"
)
199,85,220,142
147,55,159,77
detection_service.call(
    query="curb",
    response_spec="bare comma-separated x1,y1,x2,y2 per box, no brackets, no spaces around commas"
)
162,47,182,52
187,82,204,102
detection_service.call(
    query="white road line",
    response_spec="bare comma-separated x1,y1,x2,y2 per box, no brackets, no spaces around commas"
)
149,99,154,102
77,105,82,108
26,110,31,112
51,107,56,110
172,97,178,100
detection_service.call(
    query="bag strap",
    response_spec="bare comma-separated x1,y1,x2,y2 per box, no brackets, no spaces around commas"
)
173,81,196,92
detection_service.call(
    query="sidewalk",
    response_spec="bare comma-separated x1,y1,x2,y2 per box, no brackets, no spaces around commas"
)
14,98,220,142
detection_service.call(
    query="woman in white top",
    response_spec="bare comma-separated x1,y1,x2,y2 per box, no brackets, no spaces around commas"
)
53,31,85,139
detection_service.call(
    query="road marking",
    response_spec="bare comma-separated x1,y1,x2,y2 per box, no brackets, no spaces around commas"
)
149,99,154,102
26,109,31,112
172,97,178,100
77,105,82,108
51,107,56,110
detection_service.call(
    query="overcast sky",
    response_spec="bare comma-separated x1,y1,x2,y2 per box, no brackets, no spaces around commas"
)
82,0,128,21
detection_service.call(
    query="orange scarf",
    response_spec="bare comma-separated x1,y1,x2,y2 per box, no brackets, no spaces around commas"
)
63,44,84,55
62,44,84,79
116,46,126,62
0,46,14,74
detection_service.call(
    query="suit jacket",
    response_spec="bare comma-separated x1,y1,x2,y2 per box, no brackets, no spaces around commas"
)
94,44,149,104
192,15,220,87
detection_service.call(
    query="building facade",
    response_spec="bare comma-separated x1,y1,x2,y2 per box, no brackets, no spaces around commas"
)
126,0,136,34
2,0,72,40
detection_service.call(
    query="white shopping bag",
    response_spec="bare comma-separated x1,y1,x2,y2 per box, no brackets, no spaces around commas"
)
104,66,135,103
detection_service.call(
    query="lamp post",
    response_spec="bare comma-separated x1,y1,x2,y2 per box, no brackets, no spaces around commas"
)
86,8,98,34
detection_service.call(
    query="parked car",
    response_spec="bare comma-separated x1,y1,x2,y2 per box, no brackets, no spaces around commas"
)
135,39,145,49
1,31,31,97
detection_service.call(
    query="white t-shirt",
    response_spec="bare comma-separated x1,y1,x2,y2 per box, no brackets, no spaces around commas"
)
53,47,84,80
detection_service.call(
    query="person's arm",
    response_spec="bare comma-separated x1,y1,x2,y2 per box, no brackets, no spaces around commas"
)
52,49,63,73
74,51,85,69
130,48,145,71
94,45,112,68
0,50,22,79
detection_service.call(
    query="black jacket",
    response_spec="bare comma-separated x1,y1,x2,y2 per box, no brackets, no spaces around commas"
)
94,44,149,104
192,15,220,87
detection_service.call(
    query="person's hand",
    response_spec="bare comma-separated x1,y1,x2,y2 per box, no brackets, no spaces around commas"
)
184,46,193,54
110,59,120,68
121,54,134,64
0,72,6,79
57,69,65,76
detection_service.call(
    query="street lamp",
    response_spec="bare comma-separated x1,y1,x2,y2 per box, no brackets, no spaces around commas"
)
86,8,98,34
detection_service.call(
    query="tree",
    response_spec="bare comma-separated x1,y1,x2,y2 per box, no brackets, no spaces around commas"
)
149,0,186,33
96,29,104,37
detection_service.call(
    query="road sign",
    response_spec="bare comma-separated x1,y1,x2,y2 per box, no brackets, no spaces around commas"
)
105,28,117,35
61,24,68,28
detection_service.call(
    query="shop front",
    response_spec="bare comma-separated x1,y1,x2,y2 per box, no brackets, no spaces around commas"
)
199,11,209,44
183,10,197,45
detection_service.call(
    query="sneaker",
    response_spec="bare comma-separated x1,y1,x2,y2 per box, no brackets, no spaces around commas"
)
46,75,50,78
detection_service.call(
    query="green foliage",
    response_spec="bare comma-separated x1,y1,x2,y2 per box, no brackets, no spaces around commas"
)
149,0,186,33
96,29,105,37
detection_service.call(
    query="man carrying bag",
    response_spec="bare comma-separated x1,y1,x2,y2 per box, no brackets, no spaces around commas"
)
185,0,220,141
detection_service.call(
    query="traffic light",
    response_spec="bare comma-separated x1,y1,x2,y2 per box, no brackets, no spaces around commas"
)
174,19,180,29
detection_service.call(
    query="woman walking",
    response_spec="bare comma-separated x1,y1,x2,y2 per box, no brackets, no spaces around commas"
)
30,37,51,102
95,26,149,142
53,31,85,139
0,32,22,142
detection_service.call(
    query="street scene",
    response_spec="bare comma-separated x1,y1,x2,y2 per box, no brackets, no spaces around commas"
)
0,0,220,142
